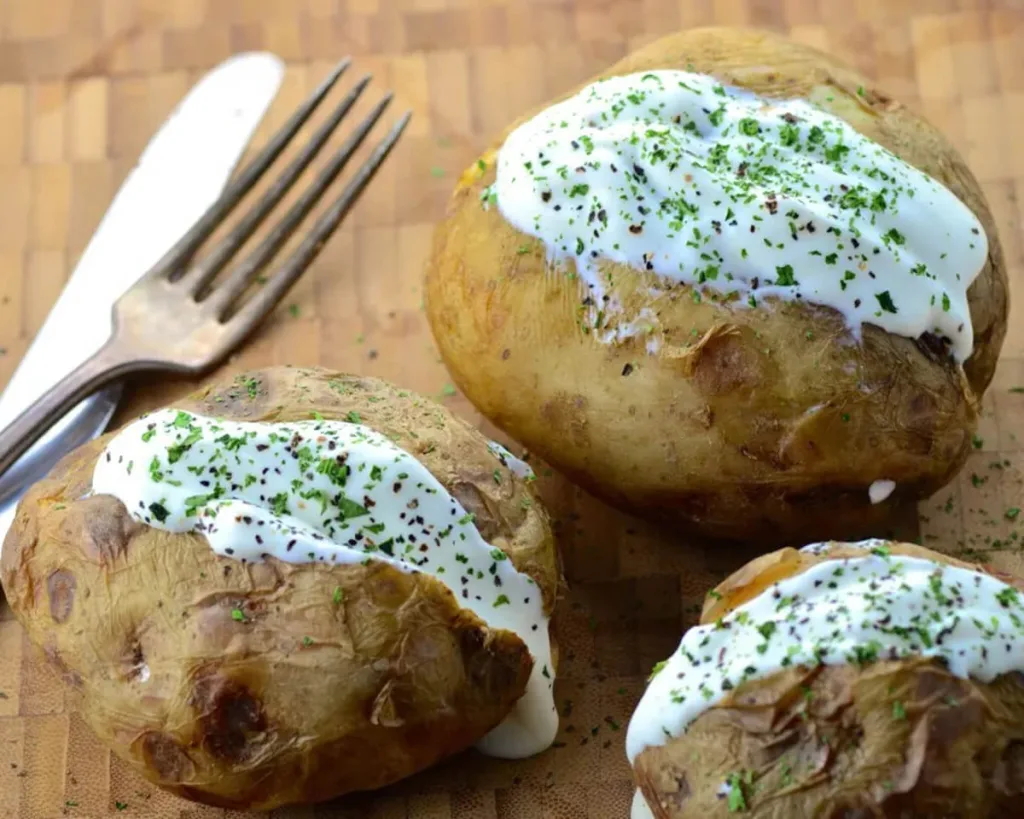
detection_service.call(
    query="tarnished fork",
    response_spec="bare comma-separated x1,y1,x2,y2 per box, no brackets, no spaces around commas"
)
0,58,409,479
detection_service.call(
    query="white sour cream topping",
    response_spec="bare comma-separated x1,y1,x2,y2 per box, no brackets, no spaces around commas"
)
92,408,557,759
625,540,1024,763
868,478,896,504
492,70,987,361
486,440,535,481
631,788,655,819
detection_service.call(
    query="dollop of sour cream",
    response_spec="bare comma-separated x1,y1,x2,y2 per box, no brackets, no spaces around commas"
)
487,440,535,481
625,540,1024,764
868,478,896,504
492,70,987,361
631,787,655,819
92,409,557,759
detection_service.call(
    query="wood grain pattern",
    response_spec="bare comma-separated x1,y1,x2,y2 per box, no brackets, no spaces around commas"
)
0,0,1022,816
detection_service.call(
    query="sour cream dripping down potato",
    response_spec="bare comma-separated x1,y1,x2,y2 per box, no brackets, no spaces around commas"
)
627,540,1024,818
0,367,561,810
425,28,1009,543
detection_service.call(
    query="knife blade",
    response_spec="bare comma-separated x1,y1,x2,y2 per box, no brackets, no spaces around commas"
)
0,52,285,542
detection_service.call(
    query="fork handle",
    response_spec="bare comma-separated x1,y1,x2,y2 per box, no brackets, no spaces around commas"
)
0,340,135,480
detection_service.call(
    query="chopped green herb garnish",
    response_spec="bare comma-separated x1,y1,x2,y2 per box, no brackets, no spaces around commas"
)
726,771,748,812
875,291,898,314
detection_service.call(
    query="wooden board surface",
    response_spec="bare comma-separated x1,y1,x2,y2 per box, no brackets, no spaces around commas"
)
1,0,1023,816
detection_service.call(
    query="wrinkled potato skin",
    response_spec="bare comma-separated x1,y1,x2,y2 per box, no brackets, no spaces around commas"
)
425,27,1008,543
0,366,560,810
635,542,1024,818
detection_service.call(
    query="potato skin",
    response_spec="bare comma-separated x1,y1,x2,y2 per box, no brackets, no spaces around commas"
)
424,27,1008,543
0,366,560,810
634,542,1024,818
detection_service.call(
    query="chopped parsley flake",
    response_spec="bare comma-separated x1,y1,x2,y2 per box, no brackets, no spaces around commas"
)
725,771,749,812
875,291,898,313
774,265,796,286
148,502,169,523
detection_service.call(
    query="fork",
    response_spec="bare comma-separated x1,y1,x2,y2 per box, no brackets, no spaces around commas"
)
0,59,409,480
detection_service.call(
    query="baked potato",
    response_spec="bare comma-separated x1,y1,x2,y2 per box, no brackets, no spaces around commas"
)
425,27,1009,542
0,366,561,810
627,540,1024,818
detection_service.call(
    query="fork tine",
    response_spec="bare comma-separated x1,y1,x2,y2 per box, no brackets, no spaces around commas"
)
148,57,352,281
223,111,411,341
184,74,374,299
206,93,396,319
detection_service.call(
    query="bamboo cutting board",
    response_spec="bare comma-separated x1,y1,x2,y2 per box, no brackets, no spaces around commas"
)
1,0,1023,817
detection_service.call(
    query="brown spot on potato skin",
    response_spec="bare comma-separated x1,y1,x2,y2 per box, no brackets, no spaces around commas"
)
78,496,140,563
46,569,75,623
458,618,531,697
901,392,942,455
908,391,936,420
993,740,1024,796
137,732,195,783
540,398,565,433
561,395,593,448
370,680,405,728
43,643,82,689
691,330,759,396
449,482,499,542
671,771,691,804
539,394,589,449
123,639,146,681
190,673,267,763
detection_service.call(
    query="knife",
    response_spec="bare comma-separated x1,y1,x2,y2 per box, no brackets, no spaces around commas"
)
0,52,285,542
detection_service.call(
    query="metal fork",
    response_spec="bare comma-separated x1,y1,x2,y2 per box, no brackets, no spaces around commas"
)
0,58,409,479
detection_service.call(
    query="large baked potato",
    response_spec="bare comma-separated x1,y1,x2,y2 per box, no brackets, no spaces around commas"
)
627,540,1024,818
0,366,561,810
425,27,1009,542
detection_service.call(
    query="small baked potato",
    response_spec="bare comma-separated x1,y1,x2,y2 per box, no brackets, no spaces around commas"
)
628,541,1024,818
0,366,560,810
425,27,1009,542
